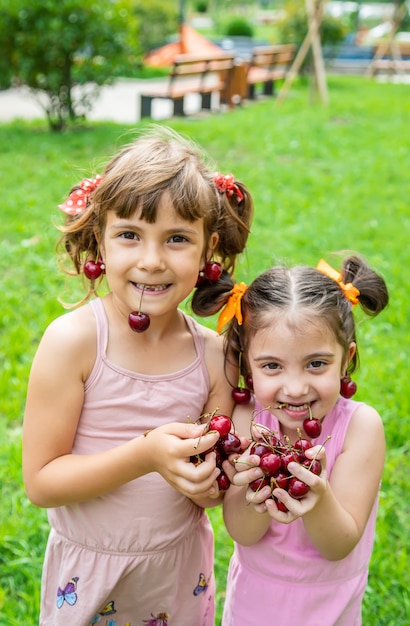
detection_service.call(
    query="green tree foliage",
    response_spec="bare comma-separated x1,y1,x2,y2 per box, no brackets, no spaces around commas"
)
0,0,139,131
133,0,179,56
277,0,347,72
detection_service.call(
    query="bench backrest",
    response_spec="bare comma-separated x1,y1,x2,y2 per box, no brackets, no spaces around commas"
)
169,52,236,90
373,41,410,59
249,44,296,70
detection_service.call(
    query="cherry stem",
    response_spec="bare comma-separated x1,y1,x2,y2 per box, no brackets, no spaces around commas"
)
138,285,145,315
233,459,259,468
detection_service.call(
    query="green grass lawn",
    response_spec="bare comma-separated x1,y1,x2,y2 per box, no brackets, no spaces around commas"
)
0,75,409,625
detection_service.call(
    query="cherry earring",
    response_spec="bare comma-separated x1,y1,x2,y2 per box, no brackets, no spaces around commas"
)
340,375,357,398
196,261,222,287
204,261,222,281
83,258,105,280
232,353,251,404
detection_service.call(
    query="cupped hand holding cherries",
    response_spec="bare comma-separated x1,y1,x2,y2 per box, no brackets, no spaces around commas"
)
236,410,328,513
190,410,246,492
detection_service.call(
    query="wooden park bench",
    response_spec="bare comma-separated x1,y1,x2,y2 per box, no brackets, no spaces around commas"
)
368,41,410,76
246,44,296,99
140,52,236,118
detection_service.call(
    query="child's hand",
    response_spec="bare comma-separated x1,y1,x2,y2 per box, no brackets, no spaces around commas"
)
265,445,328,522
144,422,222,499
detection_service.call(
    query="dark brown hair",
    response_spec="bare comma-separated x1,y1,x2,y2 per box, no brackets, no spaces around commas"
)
223,254,389,383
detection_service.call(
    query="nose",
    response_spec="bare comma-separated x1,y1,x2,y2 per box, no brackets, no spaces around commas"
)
282,374,310,399
136,242,165,272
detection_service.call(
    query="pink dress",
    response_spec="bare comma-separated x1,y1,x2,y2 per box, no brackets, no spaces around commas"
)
40,298,215,626
222,397,379,626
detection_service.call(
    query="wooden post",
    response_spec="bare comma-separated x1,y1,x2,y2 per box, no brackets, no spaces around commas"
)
278,0,328,104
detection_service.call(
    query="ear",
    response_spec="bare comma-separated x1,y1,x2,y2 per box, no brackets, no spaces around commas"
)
342,342,356,374
206,232,219,261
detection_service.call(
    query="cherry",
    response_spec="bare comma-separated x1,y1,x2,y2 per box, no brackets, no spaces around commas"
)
128,285,150,333
288,477,309,499
250,476,269,492
302,458,322,476
128,311,150,333
232,386,251,404
219,432,242,455
273,471,290,490
209,414,232,437
294,438,313,455
259,452,282,477
245,374,253,391
217,471,231,492
84,258,105,280
281,450,302,472
249,442,271,457
274,497,289,513
303,416,322,439
340,376,357,399
204,261,222,282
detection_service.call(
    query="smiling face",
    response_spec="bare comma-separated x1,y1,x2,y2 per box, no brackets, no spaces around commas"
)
248,314,355,440
100,192,217,323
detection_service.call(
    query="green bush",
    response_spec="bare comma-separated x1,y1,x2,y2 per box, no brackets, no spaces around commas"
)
224,18,254,38
195,0,209,13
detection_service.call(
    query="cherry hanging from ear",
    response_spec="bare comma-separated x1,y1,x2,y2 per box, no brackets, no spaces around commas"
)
84,258,105,280
204,261,222,282
128,286,150,333
340,375,357,398
231,354,251,404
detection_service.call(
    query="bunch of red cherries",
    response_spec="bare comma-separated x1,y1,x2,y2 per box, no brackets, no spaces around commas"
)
247,418,325,511
191,413,242,492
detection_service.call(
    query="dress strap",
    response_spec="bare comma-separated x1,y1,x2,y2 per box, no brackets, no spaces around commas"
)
89,298,108,358
181,312,205,360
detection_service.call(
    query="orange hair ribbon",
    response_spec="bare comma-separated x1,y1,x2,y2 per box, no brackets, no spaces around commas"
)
316,259,360,306
217,282,248,334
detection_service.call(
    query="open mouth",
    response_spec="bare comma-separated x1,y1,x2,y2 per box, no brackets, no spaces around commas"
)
133,282,170,292
277,402,311,410
277,402,312,418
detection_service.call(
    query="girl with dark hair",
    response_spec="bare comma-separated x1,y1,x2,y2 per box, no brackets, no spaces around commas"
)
219,254,388,626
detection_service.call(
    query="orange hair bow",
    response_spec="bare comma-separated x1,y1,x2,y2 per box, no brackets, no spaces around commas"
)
316,259,360,306
217,282,248,334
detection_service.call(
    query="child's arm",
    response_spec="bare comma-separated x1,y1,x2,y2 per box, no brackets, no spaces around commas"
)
188,328,237,509
274,404,385,561
222,402,273,545
23,313,222,508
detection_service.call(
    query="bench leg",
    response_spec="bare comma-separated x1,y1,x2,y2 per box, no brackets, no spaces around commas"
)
201,92,212,110
173,97,185,116
247,84,256,100
140,95,154,118
263,80,274,96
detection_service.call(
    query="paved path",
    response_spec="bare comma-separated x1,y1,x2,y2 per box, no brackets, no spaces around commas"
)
0,78,209,124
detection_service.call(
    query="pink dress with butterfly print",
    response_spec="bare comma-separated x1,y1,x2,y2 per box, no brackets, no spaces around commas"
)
40,298,215,626
222,398,379,626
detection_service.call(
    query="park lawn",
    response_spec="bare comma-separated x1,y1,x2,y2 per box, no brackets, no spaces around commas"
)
0,74,409,625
